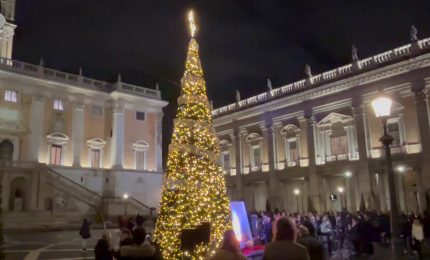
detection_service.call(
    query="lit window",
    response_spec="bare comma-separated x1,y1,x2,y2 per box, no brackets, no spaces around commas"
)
136,151,146,170
49,144,62,165
387,121,401,147
251,145,261,168
286,140,299,162
53,99,64,111
92,105,103,117
4,90,17,102
331,136,348,156
90,149,101,168
221,152,230,173
136,111,145,121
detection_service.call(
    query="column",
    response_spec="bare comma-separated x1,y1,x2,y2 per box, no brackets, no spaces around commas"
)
110,103,125,169
377,172,388,212
155,112,164,172
233,128,243,200
352,104,372,208
396,173,406,212
412,82,430,208
265,123,281,208
260,124,269,171
72,101,84,167
272,124,281,170
305,114,321,212
27,95,45,161
415,167,425,213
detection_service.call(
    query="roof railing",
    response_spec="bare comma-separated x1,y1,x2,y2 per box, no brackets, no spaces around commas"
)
212,37,429,117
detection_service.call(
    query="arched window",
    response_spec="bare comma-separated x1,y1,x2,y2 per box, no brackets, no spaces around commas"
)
132,140,149,170
0,139,13,161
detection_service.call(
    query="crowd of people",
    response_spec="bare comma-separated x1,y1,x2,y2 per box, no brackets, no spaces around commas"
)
251,208,430,259
79,209,430,259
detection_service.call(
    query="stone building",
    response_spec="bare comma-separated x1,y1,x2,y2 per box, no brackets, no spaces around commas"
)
213,31,430,214
0,0,168,227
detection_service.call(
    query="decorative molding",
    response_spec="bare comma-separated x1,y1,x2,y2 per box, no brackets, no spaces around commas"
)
87,138,106,149
132,140,150,152
46,132,69,145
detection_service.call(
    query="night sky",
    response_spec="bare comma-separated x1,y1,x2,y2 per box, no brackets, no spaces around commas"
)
12,0,430,161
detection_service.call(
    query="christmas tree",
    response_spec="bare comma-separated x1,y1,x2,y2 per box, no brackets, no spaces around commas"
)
154,11,232,260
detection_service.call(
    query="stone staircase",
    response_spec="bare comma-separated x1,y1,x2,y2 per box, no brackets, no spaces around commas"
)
1,163,155,230
2,210,82,230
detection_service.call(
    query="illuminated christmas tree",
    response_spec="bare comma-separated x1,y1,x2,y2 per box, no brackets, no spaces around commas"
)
153,11,231,260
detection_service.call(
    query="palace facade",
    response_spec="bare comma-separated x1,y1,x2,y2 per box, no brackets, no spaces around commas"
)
213,32,430,214
0,1,168,227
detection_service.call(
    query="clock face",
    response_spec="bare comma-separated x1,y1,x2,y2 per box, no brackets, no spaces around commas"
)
0,14,5,29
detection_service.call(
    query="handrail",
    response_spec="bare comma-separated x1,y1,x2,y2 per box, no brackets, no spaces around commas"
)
45,166,102,199
103,196,152,211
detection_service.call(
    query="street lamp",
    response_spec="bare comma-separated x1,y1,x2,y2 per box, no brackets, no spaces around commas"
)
372,91,402,255
293,189,300,213
123,193,129,216
337,186,344,209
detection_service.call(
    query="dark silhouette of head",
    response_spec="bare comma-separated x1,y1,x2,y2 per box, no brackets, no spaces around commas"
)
274,217,296,241
133,227,147,245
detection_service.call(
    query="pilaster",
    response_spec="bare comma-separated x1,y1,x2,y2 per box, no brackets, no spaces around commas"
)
110,103,125,169
412,81,430,209
27,95,45,161
72,101,85,167
352,104,372,207
305,114,321,212
156,112,164,172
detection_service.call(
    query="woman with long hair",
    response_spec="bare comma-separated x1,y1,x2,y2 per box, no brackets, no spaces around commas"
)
209,230,246,260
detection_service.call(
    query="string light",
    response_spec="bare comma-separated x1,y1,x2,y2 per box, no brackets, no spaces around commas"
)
154,11,231,260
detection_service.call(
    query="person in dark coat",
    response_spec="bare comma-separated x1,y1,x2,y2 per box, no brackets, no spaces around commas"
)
297,225,326,260
79,218,91,251
136,214,144,227
95,234,113,260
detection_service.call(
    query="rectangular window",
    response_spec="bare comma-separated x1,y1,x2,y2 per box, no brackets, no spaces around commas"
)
136,111,145,121
222,153,230,172
4,90,17,102
251,146,261,168
49,145,62,165
53,99,64,111
330,136,348,156
90,149,101,168
91,105,103,117
136,151,146,170
288,140,299,162
387,121,401,147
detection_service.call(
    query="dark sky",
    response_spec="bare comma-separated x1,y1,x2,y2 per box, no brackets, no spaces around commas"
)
12,0,430,161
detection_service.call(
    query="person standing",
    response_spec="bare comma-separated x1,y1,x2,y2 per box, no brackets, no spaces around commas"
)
297,225,326,260
263,217,310,260
209,230,246,260
412,218,424,259
79,218,91,252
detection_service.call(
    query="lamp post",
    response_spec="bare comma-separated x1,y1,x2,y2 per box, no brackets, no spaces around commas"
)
123,193,129,216
293,189,300,213
337,186,344,209
372,92,402,255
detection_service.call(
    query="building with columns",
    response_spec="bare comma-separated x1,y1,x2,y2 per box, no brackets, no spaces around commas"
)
0,0,168,227
213,33,430,215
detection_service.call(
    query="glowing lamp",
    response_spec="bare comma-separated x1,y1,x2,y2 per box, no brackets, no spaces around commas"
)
293,189,300,196
337,187,344,193
372,92,392,118
123,193,129,200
